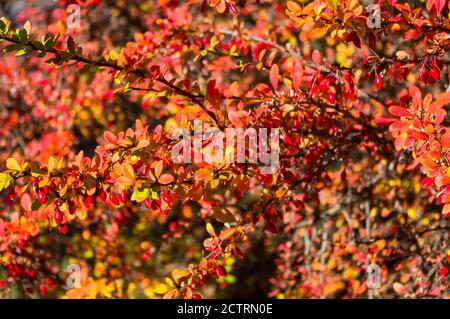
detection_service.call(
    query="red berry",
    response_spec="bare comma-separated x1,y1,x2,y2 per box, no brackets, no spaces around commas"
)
342,33,352,42
118,190,128,204
418,70,425,82
58,224,68,234
327,91,336,105
18,239,26,248
192,294,201,299
368,33,376,47
98,189,107,202
230,4,239,14
141,251,152,262
150,198,161,210
46,278,55,287
110,193,120,206
168,221,177,232
54,210,63,225
440,267,449,277
143,198,151,209
25,269,35,277
161,192,173,208
374,74,383,90
142,165,149,176
430,68,440,81
39,284,46,297
83,195,94,208
37,190,47,205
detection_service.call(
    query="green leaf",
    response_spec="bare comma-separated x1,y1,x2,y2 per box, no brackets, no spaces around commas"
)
18,28,28,43
16,47,31,56
130,187,150,203
79,63,93,74
30,200,42,211
4,44,22,53
67,36,75,53
31,41,45,50
327,0,337,11
211,207,236,223
31,162,47,177
0,19,6,35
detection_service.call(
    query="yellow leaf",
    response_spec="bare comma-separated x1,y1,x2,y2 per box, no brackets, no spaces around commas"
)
121,162,135,181
6,158,21,171
154,284,168,294
47,156,55,172
407,208,416,219
152,160,163,179
206,223,217,237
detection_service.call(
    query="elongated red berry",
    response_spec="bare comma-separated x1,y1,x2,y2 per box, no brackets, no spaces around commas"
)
374,74,383,90
230,4,239,14
327,91,336,105
430,68,440,81
192,294,201,299
161,192,173,208
37,189,47,205
118,190,127,204
144,198,151,209
39,284,46,297
54,210,63,225
83,195,94,208
98,189,107,202
150,198,161,210
110,193,120,206
58,224,68,234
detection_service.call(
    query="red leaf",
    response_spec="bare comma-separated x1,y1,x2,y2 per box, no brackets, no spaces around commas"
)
434,0,445,16
206,79,221,108
374,116,396,125
441,132,450,147
388,0,397,6
421,177,434,189
388,106,412,117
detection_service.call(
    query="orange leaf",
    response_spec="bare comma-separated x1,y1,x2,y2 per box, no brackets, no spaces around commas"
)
103,131,117,144
158,173,174,185
393,282,407,295
443,203,450,216
429,92,450,114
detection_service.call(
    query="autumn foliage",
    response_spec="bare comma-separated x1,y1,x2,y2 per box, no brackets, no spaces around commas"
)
0,0,449,299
